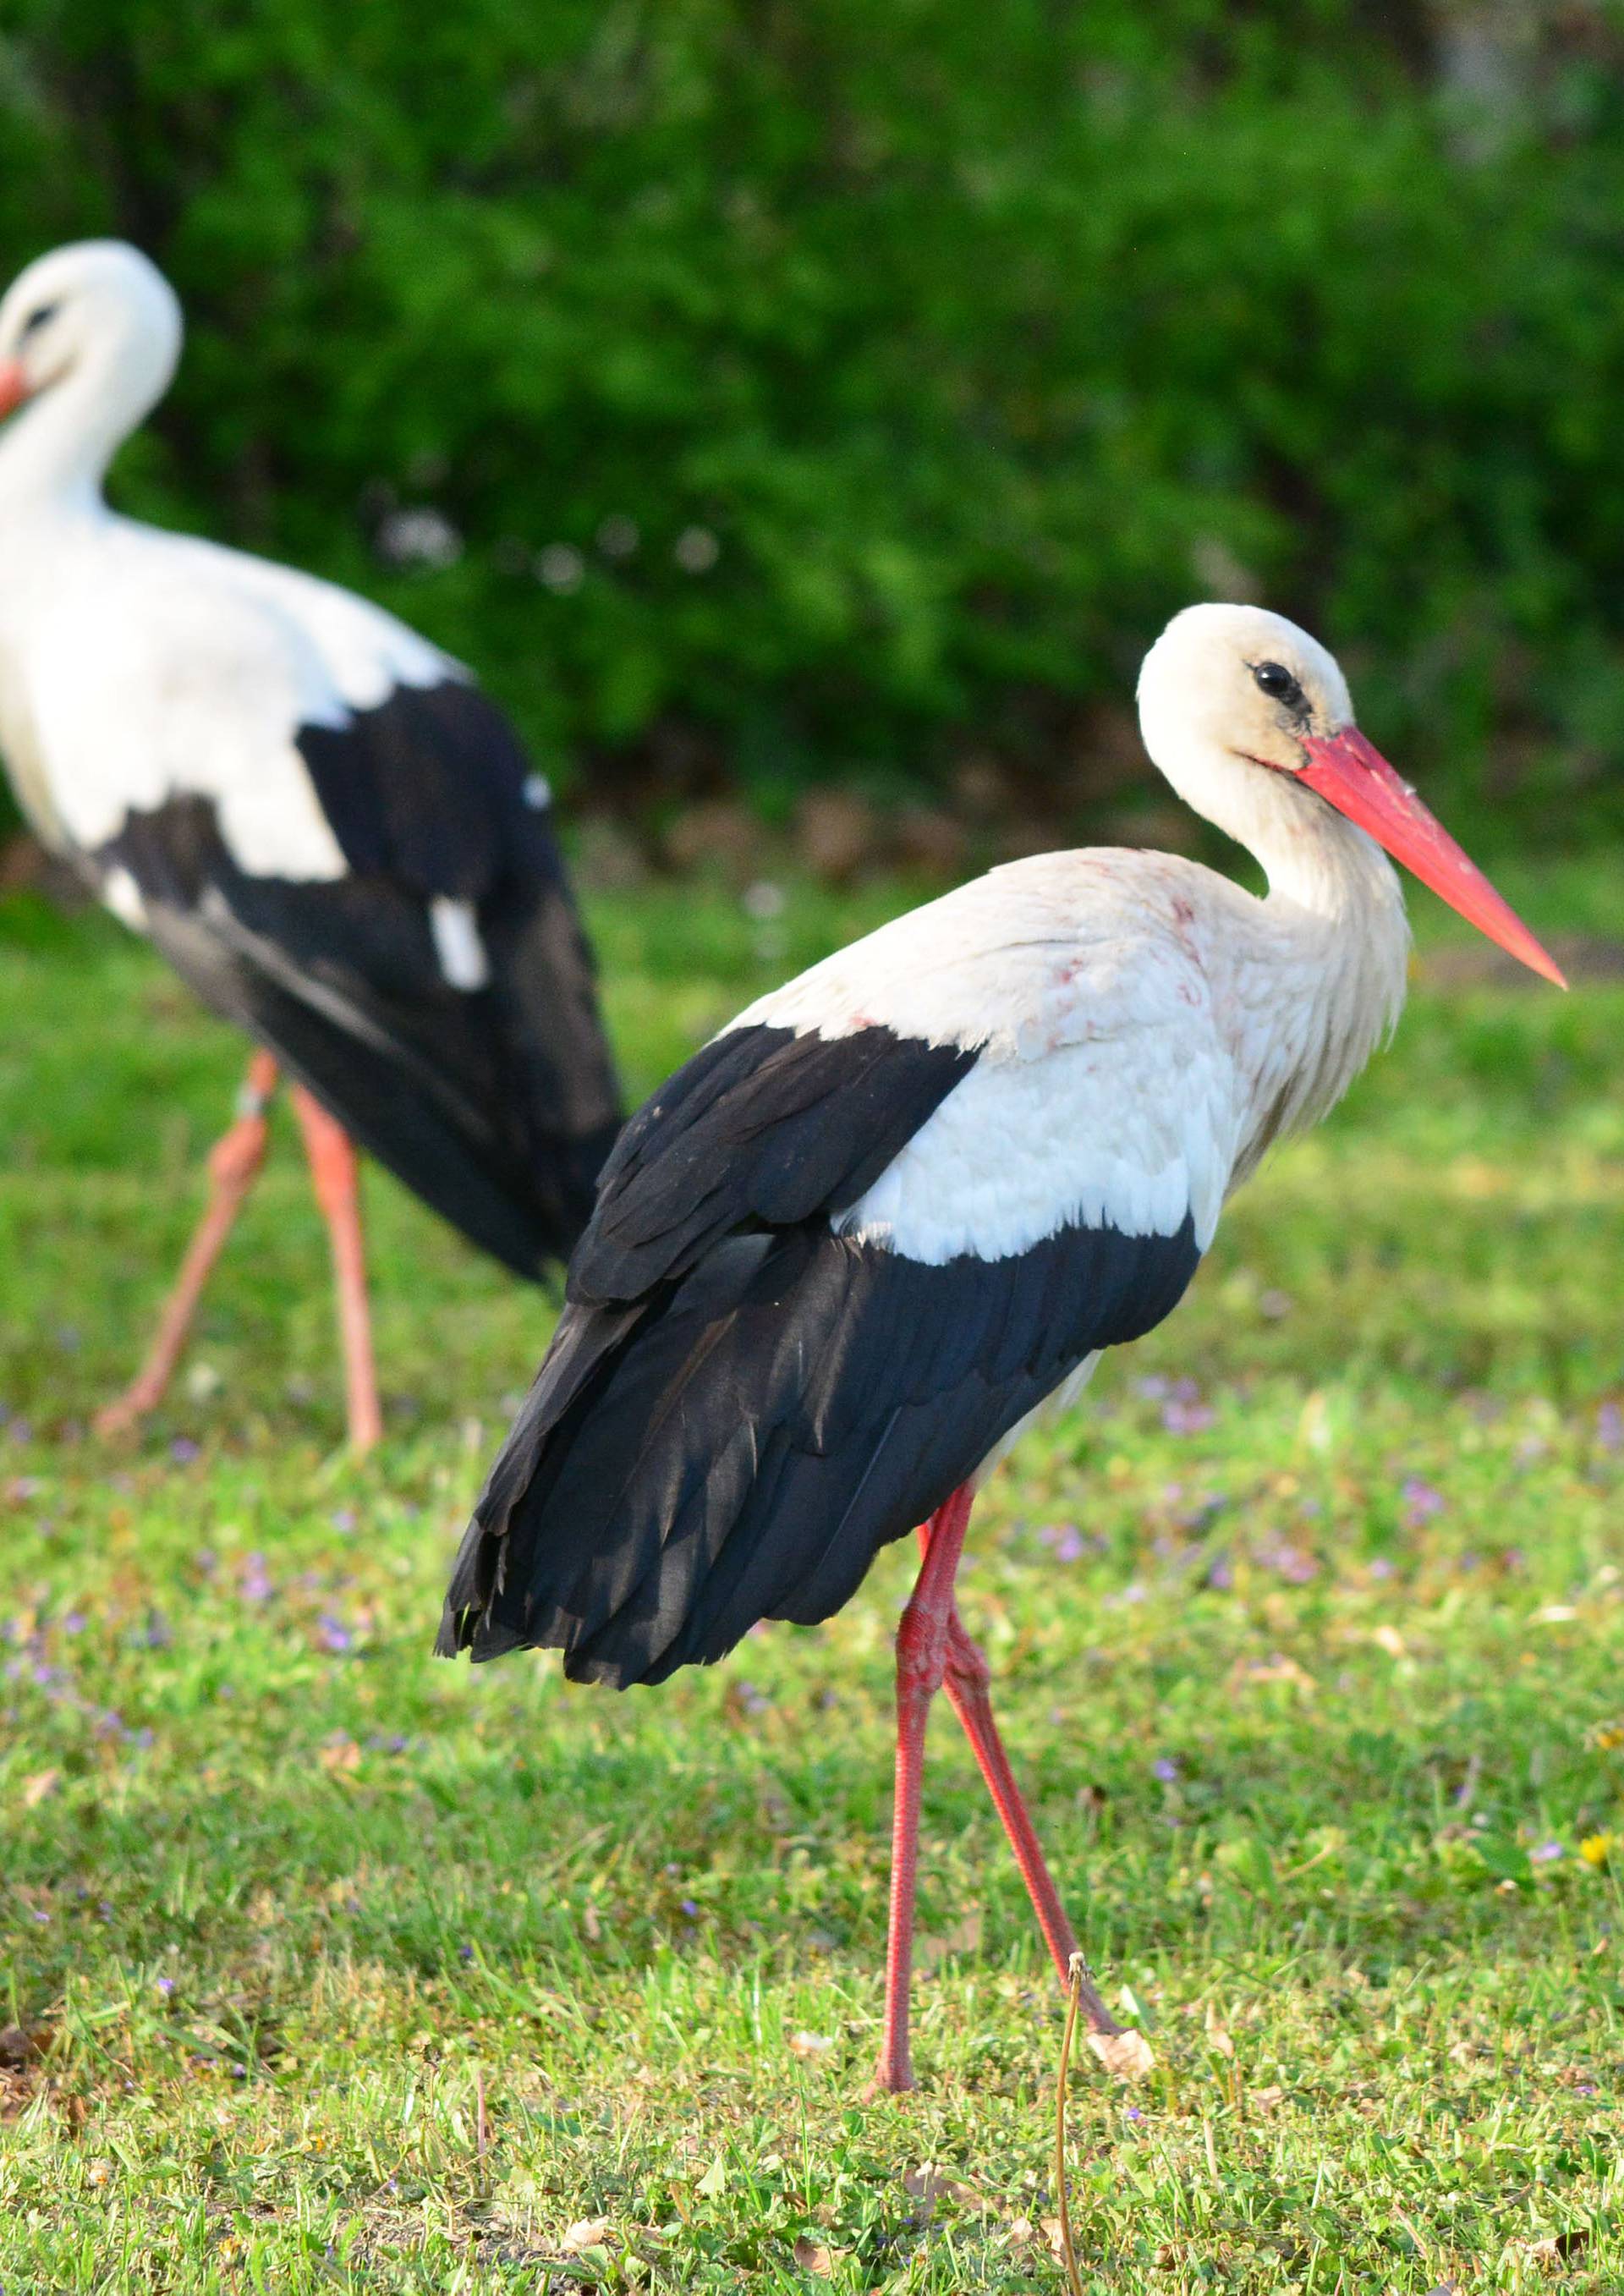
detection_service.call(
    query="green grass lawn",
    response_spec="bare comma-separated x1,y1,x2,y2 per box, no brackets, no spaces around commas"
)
2,854,1622,2293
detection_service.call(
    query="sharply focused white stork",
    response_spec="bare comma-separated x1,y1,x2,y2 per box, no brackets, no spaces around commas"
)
439,600,1561,2091
0,240,622,1448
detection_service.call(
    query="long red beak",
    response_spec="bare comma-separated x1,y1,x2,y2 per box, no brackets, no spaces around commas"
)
0,359,31,420
1297,726,1566,988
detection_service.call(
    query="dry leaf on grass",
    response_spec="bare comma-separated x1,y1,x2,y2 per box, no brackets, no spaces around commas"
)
558,2216,613,2255
903,2164,946,2216
1088,2028,1155,2079
792,2234,834,2275
1248,2084,1285,2113
1523,2229,1588,2266
787,2030,833,2060
1232,1653,1318,1695
21,1769,59,1808
916,1909,983,1969
0,2027,45,2070
1204,2004,1234,2058
903,2165,983,2220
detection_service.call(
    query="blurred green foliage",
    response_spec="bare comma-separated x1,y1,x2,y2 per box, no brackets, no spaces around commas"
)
2,1,1622,837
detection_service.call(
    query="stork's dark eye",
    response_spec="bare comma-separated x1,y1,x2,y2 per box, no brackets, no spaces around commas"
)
1252,660,1303,706
19,302,58,340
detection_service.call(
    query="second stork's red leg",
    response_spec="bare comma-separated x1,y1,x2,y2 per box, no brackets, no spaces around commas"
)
871,1483,1122,2094
870,1483,975,2095
289,1087,383,1454
95,1050,279,1439
941,1608,1122,2037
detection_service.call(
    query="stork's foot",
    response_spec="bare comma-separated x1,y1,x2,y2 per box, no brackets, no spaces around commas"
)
91,1379,167,1442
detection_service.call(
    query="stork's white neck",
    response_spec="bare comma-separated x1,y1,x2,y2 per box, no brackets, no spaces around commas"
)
0,343,164,524
1191,762,1411,1180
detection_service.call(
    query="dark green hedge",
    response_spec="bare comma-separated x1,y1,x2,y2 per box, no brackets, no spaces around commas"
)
3,1,1622,838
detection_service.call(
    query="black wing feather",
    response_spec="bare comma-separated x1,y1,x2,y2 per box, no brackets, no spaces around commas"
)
573,1023,977,1300
98,678,621,1276
439,1018,1203,1686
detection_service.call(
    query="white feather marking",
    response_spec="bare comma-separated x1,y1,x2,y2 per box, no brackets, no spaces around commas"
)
429,897,490,991
523,773,552,810
100,864,147,931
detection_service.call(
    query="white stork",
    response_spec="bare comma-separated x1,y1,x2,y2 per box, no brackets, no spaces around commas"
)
439,601,1561,2092
0,240,622,1449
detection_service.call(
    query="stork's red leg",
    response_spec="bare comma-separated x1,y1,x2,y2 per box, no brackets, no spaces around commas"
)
289,1087,383,1454
870,1482,975,2095
941,1609,1122,2037
95,1051,279,1439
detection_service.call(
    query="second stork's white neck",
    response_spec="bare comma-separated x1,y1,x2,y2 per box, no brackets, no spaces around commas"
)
0,322,177,526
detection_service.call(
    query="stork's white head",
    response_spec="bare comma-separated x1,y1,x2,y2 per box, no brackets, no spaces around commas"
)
0,241,182,496
1138,601,1563,987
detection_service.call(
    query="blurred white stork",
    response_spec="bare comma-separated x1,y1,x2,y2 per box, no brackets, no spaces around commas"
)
439,601,1561,2091
0,240,622,1450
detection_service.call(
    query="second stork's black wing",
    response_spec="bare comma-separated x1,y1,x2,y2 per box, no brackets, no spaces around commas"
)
100,678,621,1277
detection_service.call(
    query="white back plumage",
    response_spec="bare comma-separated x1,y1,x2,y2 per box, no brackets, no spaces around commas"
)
0,239,457,882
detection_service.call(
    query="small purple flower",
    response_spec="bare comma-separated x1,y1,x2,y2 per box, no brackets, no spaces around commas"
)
1151,1757,1179,1784
168,1436,200,1465
1401,1477,1446,1527
733,1680,770,1716
240,1553,272,1603
144,1612,172,1650
156,1976,175,1996
1206,1553,1234,1590
1124,2106,1144,2121
1265,1542,1319,1586
679,1898,700,1919
330,1508,358,1535
316,1615,353,1655
1531,1841,1565,1864
1162,1398,1216,1436
458,1943,475,1963
1134,1375,1170,1401
1598,1402,1623,1454
1369,1556,1396,1580
63,1612,86,1636
1037,1524,1088,1564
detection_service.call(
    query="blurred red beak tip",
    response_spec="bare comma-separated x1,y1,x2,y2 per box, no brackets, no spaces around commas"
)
0,359,30,419
1296,726,1566,991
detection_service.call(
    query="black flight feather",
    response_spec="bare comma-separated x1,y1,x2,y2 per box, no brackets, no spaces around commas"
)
439,1019,1203,1686
96,678,622,1277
